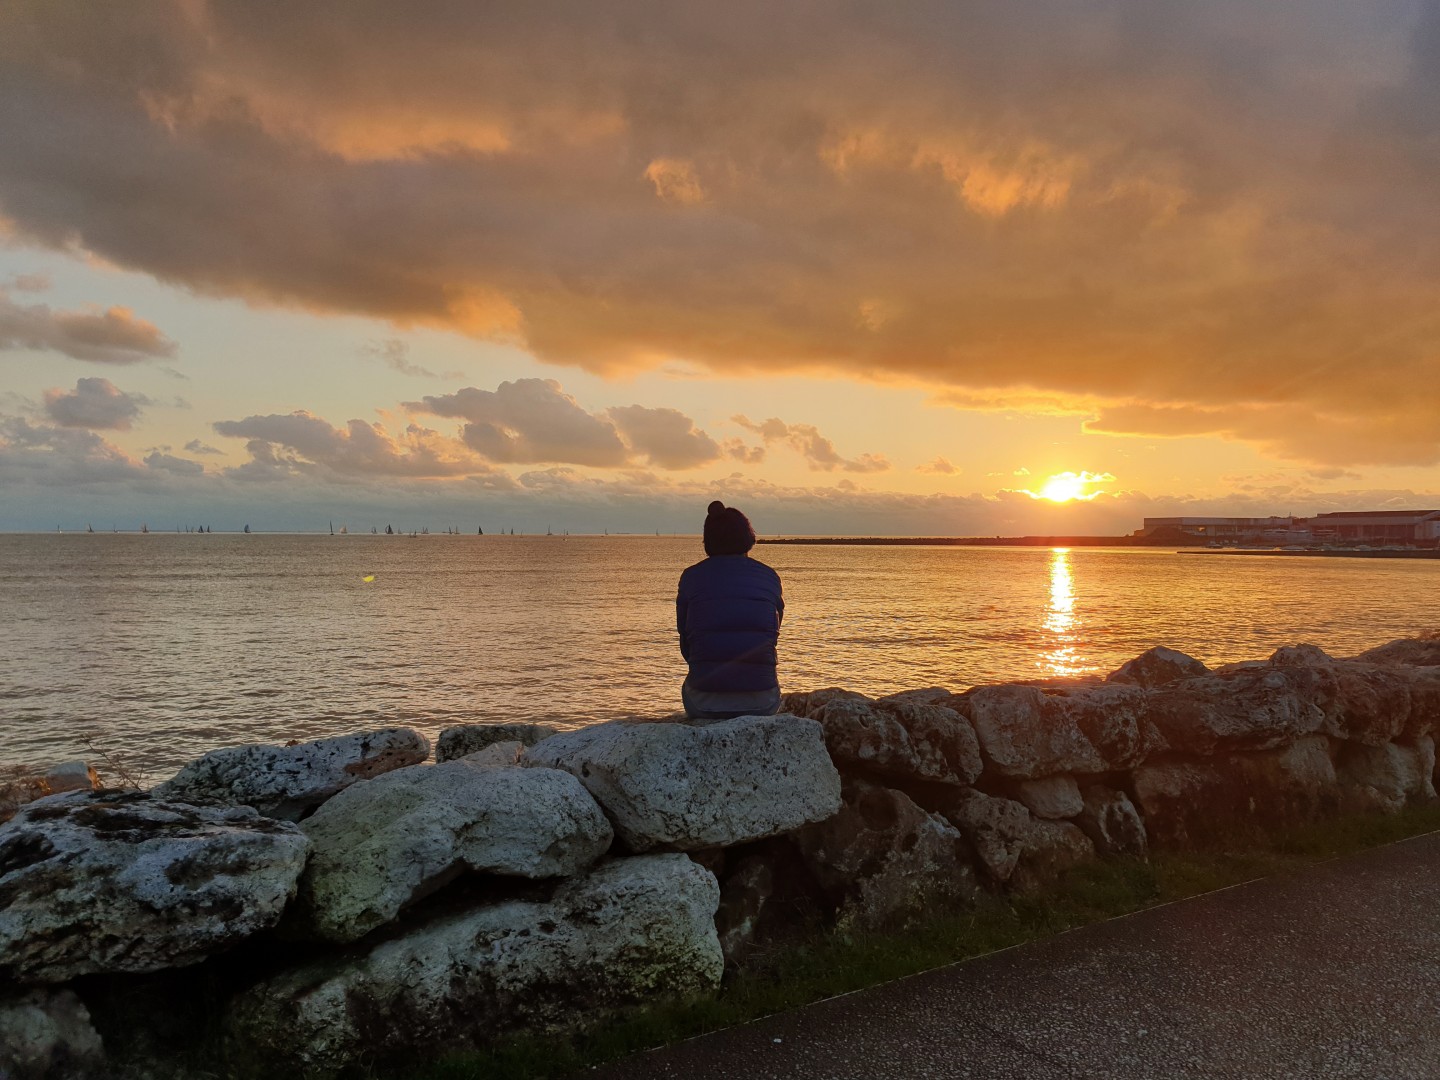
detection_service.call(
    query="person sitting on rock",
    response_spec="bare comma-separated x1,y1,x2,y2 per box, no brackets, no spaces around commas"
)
676,501,785,720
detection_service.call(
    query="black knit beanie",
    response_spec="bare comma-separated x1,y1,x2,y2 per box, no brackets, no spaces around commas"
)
703,500,756,556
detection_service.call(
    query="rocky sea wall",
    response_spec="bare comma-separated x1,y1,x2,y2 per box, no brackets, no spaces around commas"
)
3,633,1439,1078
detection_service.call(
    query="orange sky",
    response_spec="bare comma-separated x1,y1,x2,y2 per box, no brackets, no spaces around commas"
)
2,1,1438,533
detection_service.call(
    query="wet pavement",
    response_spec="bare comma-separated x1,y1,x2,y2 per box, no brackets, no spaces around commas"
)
585,832,1440,1079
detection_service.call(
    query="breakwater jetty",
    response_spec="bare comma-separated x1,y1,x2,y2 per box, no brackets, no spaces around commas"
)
3,632,1439,1078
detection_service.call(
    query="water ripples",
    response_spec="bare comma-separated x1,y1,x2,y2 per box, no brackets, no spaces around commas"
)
1,534,1436,776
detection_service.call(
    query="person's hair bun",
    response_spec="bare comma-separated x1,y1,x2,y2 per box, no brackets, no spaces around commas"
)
707,500,726,515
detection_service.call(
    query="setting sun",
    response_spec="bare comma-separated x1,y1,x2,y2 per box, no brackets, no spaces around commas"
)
1036,471,1114,503
1039,472,1087,502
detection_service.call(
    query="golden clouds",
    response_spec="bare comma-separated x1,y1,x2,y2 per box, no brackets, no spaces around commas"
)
645,159,706,205
1,1,1438,467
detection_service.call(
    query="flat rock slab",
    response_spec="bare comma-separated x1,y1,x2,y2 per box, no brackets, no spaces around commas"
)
297,760,613,942
586,833,1440,1080
230,853,723,1074
524,715,841,851
153,727,430,820
0,791,308,983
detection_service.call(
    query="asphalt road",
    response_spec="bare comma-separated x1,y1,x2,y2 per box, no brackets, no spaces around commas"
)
586,832,1440,1079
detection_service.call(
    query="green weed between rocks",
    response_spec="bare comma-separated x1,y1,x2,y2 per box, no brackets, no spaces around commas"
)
410,802,1440,1080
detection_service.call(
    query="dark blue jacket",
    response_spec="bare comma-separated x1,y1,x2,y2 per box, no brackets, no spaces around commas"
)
676,554,784,693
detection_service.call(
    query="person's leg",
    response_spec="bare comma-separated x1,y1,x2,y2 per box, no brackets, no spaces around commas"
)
682,679,781,720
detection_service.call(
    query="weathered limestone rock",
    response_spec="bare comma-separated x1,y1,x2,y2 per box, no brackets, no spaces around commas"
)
1014,775,1084,820
876,687,957,709
1416,735,1437,798
1009,819,1095,894
965,686,1104,778
780,687,870,716
1142,667,1327,756
714,855,774,966
1337,741,1434,814
0,790,308,983
1229,737,1341,823
1402,667,1440,740
462,740,525,768
1269,643,1335,666
1075,785,1148,857
227,854,723,1074
153,727,430,821
964,684,1149,778
0,988,106,1080
794,782,978,932
932,788,1034,882
802,692,983,787
42,761,99,795
1264,648,1415,746
523,715,841,852
1131,759,1228,849
1106,646,1209,687
436,722,560,762
1353,632,1440,667
1133,739,1340,848
0,772,48,825
297,760,612,943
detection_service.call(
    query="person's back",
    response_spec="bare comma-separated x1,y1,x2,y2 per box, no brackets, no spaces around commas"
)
676,501,784,720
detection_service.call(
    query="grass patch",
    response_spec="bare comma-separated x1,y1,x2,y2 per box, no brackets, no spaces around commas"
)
410,801,1440,1080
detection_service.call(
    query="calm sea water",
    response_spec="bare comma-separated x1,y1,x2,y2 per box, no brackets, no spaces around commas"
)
1,534,1436,777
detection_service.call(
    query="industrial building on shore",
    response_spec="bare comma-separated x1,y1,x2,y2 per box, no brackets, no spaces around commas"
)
1137,509,1440,546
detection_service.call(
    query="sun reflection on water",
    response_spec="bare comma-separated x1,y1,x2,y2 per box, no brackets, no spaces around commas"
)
1041,548,1087,678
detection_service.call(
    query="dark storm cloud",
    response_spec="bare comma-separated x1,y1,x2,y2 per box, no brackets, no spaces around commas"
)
0,1,1436,463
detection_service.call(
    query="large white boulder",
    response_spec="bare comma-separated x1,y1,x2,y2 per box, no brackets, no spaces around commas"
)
523,715,841,851
0,791,308,983
296,760,613,942
153,727,430,820
227,854,723,1074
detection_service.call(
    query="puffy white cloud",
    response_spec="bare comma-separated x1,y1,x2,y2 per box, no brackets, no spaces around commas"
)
44,377,152,430
606,404,721,469
212,411,492,478
144,450,204,475
733,415,891,473
0,288,175,364
409,379,628,466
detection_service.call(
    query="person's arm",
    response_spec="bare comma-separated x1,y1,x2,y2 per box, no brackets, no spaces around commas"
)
775,576,785,628
676,577,691,659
